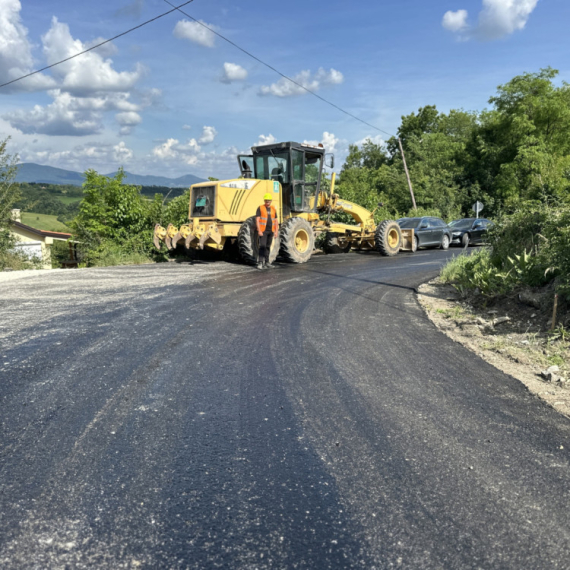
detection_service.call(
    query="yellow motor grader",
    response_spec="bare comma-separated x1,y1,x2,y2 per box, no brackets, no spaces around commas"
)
153,141,413,264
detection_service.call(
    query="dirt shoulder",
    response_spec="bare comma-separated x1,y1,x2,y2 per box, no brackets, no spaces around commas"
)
418,279,570,419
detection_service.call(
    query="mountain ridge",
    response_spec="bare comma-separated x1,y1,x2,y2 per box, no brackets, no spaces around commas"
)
15,163,205,188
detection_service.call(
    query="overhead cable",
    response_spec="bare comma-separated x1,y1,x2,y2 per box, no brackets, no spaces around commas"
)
0,0,196,90
163,0,395,138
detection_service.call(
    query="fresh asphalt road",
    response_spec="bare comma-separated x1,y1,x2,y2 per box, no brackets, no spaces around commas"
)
1,250,570,569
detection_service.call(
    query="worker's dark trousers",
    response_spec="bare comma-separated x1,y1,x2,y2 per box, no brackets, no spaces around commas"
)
259,231,273,263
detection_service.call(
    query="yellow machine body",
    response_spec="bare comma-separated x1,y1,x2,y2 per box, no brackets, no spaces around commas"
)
153,144,412,260
159,179,282,252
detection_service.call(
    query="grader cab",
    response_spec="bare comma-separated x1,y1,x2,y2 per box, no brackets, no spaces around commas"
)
153,141,414,265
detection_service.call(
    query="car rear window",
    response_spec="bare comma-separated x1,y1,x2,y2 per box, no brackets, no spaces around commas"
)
398,218,421,229
449,219,475,230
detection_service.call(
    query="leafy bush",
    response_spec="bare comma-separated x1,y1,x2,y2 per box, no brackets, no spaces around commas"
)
71,169,162,266
441,249,510,296
441,203,570,300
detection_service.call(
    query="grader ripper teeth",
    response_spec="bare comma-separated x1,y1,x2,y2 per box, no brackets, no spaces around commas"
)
164,224,179,250
153,224,167,250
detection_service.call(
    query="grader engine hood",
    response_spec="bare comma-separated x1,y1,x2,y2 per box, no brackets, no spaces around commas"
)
189,179,267,223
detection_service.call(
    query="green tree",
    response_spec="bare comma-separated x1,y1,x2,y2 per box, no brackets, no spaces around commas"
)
467,68,570,211
0,137,20,258
71,169,161,265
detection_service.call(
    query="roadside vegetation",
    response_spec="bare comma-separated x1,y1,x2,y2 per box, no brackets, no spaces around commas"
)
69,169,191,267
2,67,570,280
441,204,570,301
335,67,569,331
0,138,41,271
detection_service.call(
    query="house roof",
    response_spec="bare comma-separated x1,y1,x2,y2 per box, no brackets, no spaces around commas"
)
13,221,72,240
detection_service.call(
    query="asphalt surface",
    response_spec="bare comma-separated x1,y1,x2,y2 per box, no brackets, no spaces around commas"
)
1,250,570,569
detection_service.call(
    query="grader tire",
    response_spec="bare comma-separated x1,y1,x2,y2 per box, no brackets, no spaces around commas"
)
238,217,280,266
375,220,402,257
323,232,351,254
279,217,315,263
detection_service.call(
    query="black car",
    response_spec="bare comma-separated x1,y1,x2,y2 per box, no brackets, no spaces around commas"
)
448,218,492,247
397,217,452,251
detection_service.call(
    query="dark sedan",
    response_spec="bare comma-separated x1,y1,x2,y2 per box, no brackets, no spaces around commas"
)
397,217,452,252
448,218,492,247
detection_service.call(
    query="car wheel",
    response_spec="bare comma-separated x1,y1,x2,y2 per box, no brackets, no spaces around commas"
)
440,234,450,250
462,233,470,248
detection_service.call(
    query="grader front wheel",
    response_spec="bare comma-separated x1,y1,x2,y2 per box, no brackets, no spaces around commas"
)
375,220,402,257
279,218,315,263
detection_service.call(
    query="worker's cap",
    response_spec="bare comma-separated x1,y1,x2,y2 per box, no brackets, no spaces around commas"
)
263,193,273,201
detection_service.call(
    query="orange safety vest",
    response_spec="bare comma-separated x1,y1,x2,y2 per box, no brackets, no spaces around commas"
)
256,205,279,234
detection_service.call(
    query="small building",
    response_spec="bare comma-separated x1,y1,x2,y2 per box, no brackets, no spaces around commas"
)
9,210,75,269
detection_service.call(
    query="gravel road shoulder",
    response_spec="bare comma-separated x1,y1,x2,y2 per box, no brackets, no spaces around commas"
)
418,279,570,419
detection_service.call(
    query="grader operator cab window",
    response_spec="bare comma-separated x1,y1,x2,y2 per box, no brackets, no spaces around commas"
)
237,155,254,178
254,153,290,185
293,150,322,212
250,142,325,215
191,185,215,217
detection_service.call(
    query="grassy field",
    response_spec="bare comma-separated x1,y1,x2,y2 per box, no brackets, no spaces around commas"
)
58,196,82,205
21,212,71,233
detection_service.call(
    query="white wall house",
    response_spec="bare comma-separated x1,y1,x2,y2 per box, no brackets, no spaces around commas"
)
9,210,73,270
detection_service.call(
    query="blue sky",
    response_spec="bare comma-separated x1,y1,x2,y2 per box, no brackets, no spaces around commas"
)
0,0,567,179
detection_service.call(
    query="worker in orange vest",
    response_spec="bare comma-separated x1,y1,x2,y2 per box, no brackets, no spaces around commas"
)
256,193,279,269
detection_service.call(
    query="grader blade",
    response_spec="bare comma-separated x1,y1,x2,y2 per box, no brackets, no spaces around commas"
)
153,224,167,250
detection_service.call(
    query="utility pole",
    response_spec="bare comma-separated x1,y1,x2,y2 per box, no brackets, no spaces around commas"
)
398,137,417,210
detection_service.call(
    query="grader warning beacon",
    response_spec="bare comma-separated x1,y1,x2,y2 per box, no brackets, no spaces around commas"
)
153,141,414,264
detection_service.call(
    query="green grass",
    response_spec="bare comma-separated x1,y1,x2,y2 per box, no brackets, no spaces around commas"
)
58,196,82,205
21,212,71,233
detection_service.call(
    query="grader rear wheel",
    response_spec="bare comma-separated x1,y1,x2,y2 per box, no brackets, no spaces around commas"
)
279,217,315,263
238,216,280,266
323,232,351,254
375,220,402,257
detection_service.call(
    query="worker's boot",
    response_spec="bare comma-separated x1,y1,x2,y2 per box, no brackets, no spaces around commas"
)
256,261,264,270
265,261,275,269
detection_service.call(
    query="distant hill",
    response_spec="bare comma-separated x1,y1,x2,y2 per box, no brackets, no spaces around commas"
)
15,163,205,188
16,163,85,185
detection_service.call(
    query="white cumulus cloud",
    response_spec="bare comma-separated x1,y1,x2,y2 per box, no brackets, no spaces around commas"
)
197,126,217,145
20,141,134,171
0,0,55,92
173,19,217,48
442,9,469,32
4,89,144,136
355,134,385,147
303,132,340,154
220,62,248,84
3,16,153,137
42,18,144,96
5,91,102,136
116,111,142,135
151,131,211,166
260,68,344,98
443,0,539,40
254,134,276,147
152,138,180,160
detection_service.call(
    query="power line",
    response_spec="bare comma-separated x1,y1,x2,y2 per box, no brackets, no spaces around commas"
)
163,0,395,138
0,0,196,90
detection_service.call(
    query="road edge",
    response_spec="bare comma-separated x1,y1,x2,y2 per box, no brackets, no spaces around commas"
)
417,278,570,420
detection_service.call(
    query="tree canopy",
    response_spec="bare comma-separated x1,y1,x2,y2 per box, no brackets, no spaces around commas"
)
337,68,570,221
